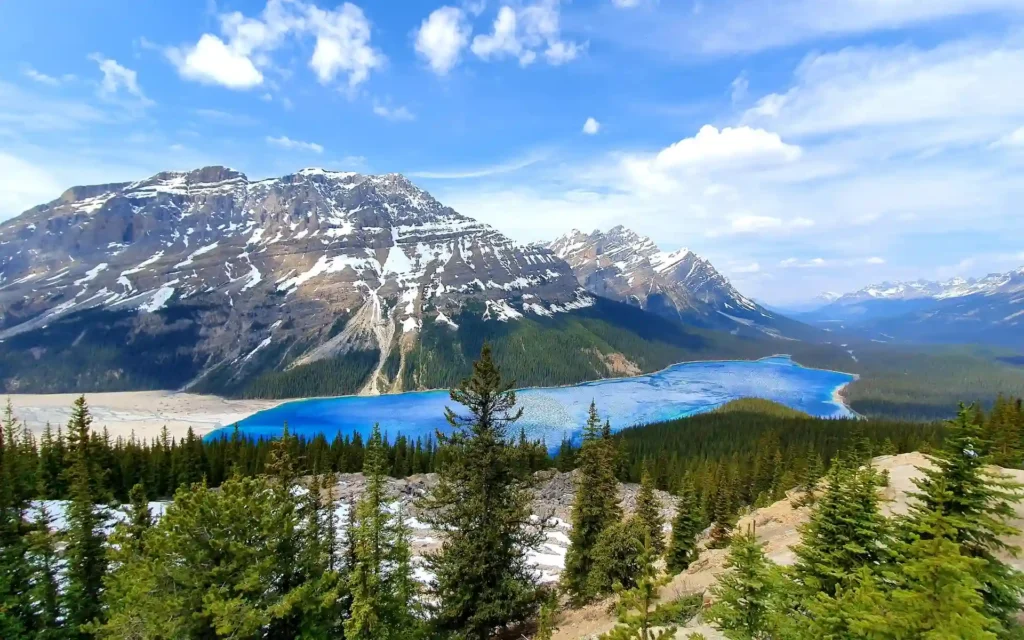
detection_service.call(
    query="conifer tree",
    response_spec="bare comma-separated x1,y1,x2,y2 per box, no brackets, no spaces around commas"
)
600,534,676,640
63,396,109,638
904,404,1024,629
793,452,823,508
588,517,647,596
95,484,154,638
666,478,702,574
0,401,39,639
564,402,624,603
790,460,891,598
634,468,665,556
421,344,545,639
27,504,63,639
345,424,421,640
706,527,782,640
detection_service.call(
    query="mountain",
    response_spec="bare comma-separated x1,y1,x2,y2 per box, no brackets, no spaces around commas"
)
0,167,785,397
548,226,815,340
803,269,1024,348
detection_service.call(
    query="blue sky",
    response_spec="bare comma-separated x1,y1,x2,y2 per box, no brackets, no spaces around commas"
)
2,0,1023,304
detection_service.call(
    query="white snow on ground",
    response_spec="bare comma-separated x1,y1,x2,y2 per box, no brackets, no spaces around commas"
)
483,299,523,321
243,336,273,362
140,283,177,312
434,312,459,330
277,253,375,291
402,317,420,333
240,263,262,291
174,242,219,268
74,262,108,285
121,251,164,275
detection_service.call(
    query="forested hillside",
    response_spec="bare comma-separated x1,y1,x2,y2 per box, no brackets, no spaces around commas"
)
2,347,1024,638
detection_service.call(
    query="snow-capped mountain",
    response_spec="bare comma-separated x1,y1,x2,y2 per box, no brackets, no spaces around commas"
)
805,268,1024,348
548,226,810,339
0,166,592,394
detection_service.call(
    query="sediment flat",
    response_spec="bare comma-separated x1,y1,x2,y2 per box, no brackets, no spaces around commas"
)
6,391,279,440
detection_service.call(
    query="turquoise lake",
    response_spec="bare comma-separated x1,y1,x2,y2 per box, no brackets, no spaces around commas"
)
206,356,856,448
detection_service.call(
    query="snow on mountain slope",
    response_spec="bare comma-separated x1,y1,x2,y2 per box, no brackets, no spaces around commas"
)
0,166,590,394
548,226,808,339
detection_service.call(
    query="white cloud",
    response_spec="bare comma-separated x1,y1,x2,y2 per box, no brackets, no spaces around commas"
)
169,34,264,89
22,67,63,86
306,3,384,88
415,7,472,75
167,0,383,90
372,104,416,121
88,54,153,106
266,135,324,153
612,0,642,7
730,72,748,104
600,0,1024,57
410,151,548,179
582,117,600,135
993,126,1024,148
712,214,813,236
744,38,1024,138
471,1,583,67
655,125,800,167
866,256,886,265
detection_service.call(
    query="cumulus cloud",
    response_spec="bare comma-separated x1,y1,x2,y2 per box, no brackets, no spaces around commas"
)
88,54,154,107
167,0,383,90
471,0,584,66
582,117,600,135
169,34,264,89
266,135,324,153
415,7,472,75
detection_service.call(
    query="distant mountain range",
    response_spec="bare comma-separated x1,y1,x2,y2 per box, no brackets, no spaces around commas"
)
0,166,821,398
801,269,1024,348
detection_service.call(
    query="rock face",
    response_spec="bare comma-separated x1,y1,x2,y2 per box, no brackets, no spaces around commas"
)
0,166,591,394
548,226,802,339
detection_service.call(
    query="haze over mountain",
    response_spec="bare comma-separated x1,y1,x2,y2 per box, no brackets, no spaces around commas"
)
0,166,813,397
801,268,1024,348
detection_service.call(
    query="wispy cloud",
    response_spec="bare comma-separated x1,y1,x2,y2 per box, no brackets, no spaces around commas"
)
409,151,549,179
266,135,324,153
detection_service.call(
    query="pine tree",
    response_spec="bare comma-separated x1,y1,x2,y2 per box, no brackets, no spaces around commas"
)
564,402,624,604
707,478,734,549
904,404,1024,629
600,534,676,640
421,344,545,639
345,424,421,640
634,468,665,556
63,396,109,639
666,478,702,574
706,527,782,640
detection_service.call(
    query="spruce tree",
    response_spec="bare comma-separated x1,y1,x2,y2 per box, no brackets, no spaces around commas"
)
421,344,545,639
0,401,39,639
904,404,1024,629
600,534,676,640
564,402,623,604
345,424,421,640
790,461,890,597
634,468,665,556
588,517,647,595
666,478,702,574
27,504,64,639
95,484,154,638
706,527,782,640
63,396,109,638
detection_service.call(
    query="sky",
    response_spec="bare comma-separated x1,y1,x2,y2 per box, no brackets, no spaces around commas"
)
2,0,1024,305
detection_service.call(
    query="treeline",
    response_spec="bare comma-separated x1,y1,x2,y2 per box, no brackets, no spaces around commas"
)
5,413,552,504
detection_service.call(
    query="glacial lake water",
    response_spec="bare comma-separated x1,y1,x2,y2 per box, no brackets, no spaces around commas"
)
206,356,856,448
